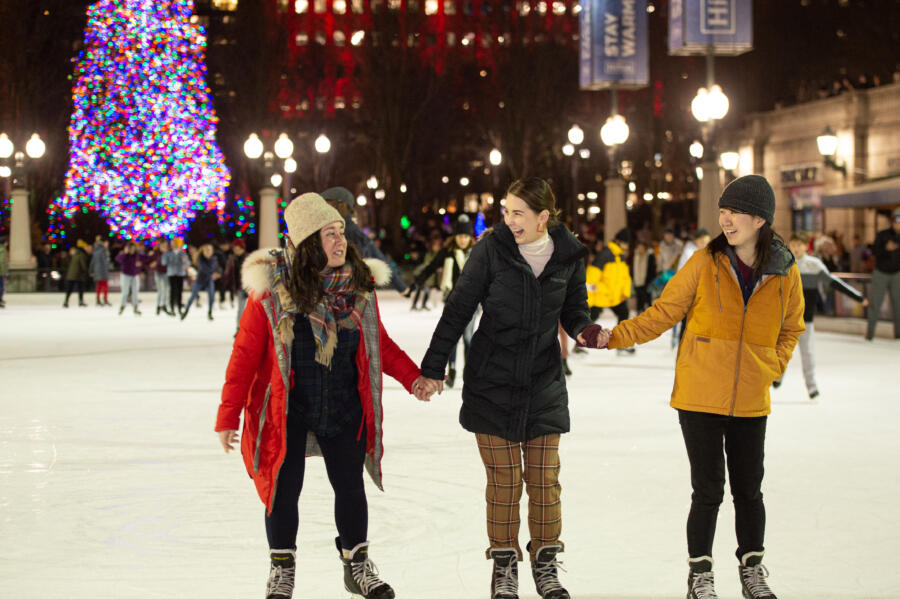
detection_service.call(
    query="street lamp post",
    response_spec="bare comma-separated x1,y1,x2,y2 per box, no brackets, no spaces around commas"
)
1,132,46,278
245,132,293,249
314,133,331,190
692,49,730,234
600,92,630,243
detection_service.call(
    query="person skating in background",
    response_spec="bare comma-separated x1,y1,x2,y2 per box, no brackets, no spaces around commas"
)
224,238,248,334
90,236,111,306
866,207,900,340
215,239,233,309
320,187,409,294
772,232,867,399
215,193,437,599
608,175,805,599
163,238,190,316
181,243,220,321
149,239,172,316
417,178,608,599
412,214,477,388
586,228,635,355
632,240,657,313
0,236,8,308
410,236,442,311
116,241,145,315
63,240,90,308
671,228,713,346
658,228,684,272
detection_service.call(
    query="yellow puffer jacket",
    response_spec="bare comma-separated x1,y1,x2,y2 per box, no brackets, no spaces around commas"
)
586,241,632,308
609,243,805,417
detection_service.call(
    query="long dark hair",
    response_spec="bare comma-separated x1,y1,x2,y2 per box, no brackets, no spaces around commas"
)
288,234,375,314
708,222,777,280
506,177,561,224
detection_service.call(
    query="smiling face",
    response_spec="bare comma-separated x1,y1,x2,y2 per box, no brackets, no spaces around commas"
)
319,221,347,267
719,209,765,252
504,193,549,245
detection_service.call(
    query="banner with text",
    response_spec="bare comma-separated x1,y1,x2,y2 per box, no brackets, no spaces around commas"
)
580,0,649,90
668,0,753,56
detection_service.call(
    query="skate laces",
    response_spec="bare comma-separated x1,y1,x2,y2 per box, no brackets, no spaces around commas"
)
351,558,387,594
741,564,774,598
493,559,518,595
691,571,718,599
533,556,567,592
266,563,295,596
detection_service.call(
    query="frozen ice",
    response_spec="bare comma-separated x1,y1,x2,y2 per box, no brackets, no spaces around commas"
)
1,291,898,598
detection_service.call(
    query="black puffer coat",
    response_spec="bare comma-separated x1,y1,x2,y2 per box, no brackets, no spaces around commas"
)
420,221,592,441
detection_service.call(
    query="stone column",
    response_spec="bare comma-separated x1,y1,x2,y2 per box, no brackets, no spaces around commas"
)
258,186,280,250
604,178,627,243
9,187,33,269
697,161,722,234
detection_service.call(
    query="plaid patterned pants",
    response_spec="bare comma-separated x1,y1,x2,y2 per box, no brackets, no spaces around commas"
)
476,433,563,560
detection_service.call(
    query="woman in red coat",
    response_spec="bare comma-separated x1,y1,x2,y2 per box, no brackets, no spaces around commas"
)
215,193,438,599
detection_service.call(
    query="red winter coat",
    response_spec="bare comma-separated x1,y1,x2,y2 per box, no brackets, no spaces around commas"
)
215,250,421,513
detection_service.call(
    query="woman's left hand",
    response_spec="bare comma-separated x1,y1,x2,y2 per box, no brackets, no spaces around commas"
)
411,376,443,401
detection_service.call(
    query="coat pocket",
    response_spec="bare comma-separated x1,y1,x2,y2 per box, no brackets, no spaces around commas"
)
253,384,272,473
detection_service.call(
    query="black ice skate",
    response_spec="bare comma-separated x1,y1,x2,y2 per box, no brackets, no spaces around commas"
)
488,548,519,599
266,549,296,599
738,552,777,599
529,543,569,599
687,556,718,599
336,538,395,599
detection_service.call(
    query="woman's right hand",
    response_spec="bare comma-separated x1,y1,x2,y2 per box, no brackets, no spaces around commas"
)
218,430,238,453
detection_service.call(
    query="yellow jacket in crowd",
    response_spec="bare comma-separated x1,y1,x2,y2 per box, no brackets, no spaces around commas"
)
586,241,631,308
609,241,805,417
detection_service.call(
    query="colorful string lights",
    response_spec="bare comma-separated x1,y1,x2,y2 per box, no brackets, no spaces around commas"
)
64,0,230,241
216,195,258,239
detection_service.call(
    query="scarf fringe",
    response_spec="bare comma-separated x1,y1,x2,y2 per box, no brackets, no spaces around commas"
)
315,331,339,368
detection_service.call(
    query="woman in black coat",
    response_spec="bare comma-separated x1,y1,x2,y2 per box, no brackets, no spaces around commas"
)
419,178,606,599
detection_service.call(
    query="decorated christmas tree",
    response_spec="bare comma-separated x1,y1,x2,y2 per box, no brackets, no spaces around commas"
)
64,0,230,240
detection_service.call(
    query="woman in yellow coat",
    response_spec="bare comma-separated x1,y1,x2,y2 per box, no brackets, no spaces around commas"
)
607,175,805,599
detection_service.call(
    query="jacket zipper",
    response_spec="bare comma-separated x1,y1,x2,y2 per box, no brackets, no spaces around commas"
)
729,304,748,416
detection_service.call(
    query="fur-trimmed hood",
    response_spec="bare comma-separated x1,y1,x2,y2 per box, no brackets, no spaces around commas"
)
241,247,393,297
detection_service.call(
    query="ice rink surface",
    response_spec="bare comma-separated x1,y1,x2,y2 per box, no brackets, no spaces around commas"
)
1,291,899,599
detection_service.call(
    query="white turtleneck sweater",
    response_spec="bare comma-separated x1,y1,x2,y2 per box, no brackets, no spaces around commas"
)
517,233,554,277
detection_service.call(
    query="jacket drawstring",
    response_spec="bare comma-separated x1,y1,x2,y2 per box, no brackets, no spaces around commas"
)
714,260,724,313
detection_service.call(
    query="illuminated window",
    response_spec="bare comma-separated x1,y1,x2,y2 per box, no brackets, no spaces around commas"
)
314,0,326,12
425,0,438,13
518,1,530,16
334,30,346,45
295,0,308,12
212,0,238,10
446,32,456,45
334,0,347,13
552,1,565,14
537,1,547,14
444,0,456,14
408,0,420,11
352,0,364,12
388,0,401,9
295,32,308,45
315,31,327,44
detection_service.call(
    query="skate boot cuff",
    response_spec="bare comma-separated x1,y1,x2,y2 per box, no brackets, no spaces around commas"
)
740,551,765,567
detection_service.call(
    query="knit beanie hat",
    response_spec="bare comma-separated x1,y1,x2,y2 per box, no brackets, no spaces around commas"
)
284,193,344,247
718,175,776,225
320,187,355,208
614,227,631,244
454,214,474,236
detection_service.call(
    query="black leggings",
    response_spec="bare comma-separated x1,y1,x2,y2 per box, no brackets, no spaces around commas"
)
590,300,629,324
678,410,767,561
168,276,184,311
265,409,368,551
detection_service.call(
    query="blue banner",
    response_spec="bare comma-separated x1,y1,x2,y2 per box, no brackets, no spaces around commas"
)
579,0,649,90
668,0,753,55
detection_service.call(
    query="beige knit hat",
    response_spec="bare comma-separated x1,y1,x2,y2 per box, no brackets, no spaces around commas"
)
284,192,344,246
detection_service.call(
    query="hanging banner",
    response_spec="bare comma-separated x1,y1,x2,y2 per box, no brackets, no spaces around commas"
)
668,0,753,56
580,0,649,90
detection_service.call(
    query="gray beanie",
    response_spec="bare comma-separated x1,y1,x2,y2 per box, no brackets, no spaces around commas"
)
320,187,355,208
718,175,776,225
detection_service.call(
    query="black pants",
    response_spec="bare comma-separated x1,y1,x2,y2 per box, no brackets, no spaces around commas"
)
635,285,652,313
678,410,767,560
590,300,629,324
64,280,85,304
265,409,368,551
168,276,184,311
412,286,431,309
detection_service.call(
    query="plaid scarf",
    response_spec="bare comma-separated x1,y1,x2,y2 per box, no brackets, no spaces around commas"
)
308,264,368,367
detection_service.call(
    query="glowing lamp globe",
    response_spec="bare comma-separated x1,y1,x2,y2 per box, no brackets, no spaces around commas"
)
0,133,13,159
562,143,575,157
489,148,502,166
689,140,704,159
25,134,46,159
567,124,584,145
720,151,740,172
817,127,839,157
314,134,331,154
283,157,297,173
600,114,629,146
274,133,294,159
244,133,263,159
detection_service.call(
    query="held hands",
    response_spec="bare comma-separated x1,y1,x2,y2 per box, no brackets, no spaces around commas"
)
576,324,612,349
411,375,444,402
218,430,238,453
